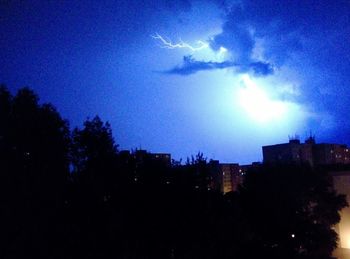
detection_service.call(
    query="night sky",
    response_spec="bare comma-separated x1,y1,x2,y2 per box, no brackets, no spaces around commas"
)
1,0,350,163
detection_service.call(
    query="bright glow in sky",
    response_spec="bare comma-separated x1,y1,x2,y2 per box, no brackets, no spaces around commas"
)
151,33,305,130
237,74,287,123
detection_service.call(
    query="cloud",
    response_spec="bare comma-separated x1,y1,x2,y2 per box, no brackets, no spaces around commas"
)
165,55,236,75
153,1,276,76
209,14,254,64
157,0,350,142
165,55,273,75
249,62,274,76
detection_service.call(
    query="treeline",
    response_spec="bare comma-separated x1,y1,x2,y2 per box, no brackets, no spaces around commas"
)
0,86,347,259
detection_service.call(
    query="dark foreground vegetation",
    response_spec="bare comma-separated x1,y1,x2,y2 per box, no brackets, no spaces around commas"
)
0,86,347,259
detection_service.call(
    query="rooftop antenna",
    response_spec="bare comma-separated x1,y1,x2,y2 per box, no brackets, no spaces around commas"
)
309,130,315,140
305,130,316,144
288,134,301,144
289,134,300,141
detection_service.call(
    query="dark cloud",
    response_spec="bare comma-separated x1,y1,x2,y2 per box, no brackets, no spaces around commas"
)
249,62,274,76
209,0,350,67
210,0,350,138
163,1,276,76
165,56,236,75
210,12,254,64
165,55,273,76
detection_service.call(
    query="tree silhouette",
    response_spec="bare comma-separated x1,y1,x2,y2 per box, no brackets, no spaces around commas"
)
238,163,347,259
68,116,119,257
71,116,117,185
0,86,70,258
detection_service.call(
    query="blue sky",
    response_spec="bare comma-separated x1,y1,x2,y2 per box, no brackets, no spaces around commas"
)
1,0,350,163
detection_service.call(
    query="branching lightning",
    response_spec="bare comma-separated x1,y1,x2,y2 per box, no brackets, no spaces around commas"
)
152,33,208,52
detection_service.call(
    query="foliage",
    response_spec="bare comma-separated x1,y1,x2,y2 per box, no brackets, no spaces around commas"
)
0,86,347,259
239,164,347,258
0,86,70,258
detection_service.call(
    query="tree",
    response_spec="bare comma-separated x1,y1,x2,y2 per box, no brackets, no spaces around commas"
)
69,116,121,257
71,116,118,191
0,86,71,258
238,164,347,259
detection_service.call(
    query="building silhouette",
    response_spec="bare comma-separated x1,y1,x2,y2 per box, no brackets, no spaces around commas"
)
262,137,350,166
209,161,243,193
262,138,350,258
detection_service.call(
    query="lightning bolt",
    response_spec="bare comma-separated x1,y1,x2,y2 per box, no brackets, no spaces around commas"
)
152,33,208,52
